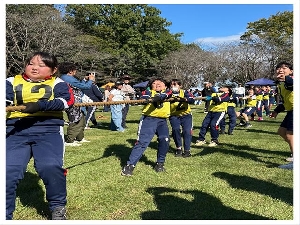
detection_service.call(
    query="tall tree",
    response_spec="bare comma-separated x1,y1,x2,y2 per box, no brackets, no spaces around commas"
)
240,11,293,76
6,4,87,76
63,4,183,79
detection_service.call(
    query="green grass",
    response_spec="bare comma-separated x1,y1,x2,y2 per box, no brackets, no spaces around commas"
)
13,104,293,220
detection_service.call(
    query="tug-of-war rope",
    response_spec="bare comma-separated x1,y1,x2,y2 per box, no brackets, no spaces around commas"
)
6,97,208,112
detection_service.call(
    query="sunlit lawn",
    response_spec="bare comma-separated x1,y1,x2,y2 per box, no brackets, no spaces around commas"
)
13,104,293,221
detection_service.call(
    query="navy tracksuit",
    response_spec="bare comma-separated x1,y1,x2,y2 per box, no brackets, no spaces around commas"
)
169,114,193,151
6,75,73,220
198,111,225,142
128,116,169,165
82,83,103,127
85,105,98,126
169,89,195,151
6,127,67,219
220,106,237,134
127,89,171,166
197,92,230,143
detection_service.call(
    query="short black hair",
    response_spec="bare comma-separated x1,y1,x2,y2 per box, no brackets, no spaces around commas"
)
58,62,77,74
171,78,182,86
25,52,58,73
149,77,167,87
276,61,293,70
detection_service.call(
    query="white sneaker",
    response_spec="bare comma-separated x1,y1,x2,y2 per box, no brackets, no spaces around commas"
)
195,140,206,146
278,162,293,170
75,138,90,143
65,142,82,147
286,157,293,162
208,141,218,147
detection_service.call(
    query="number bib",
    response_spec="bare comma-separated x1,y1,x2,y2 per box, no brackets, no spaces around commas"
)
7,75,62,119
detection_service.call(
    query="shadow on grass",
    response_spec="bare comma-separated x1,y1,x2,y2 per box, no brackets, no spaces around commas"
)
87,121,111,130
141,187,270,220
213,172,293,206
192,142,290,168
126,119,142,125
103,141,157,168
193,124,278,136
244,128,277,135
85,120,140,130
66,140,158,170
16,172,50,219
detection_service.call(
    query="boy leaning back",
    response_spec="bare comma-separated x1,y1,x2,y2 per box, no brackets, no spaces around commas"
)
195,85,231,147
121,78,171,176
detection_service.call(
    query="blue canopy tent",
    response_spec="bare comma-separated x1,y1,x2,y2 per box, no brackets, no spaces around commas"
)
133,81,149,88
245,78,276,86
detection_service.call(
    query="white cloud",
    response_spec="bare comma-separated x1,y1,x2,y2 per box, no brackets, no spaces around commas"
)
194,34,241,45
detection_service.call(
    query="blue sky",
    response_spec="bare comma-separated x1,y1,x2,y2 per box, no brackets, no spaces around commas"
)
150,4,294,45
53,3,295,47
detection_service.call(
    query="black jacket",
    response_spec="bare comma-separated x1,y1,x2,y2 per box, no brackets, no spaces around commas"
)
82,84,103,102
201,87,214,97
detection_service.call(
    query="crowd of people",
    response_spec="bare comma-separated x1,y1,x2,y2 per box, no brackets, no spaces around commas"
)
5,51,293,220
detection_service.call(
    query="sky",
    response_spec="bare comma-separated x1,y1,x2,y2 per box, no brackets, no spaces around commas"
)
150,4,294,46
52,2,296,48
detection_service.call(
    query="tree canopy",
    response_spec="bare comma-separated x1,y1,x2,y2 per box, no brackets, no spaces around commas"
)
63,4,183,79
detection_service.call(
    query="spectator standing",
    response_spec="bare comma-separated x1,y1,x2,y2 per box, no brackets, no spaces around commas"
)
233,83,245,108
6,52,73,220
59,62,95,146
169,79,195,157
193,89,202,105
103,85,111,112
269,62,293,169
195,85,231,147
82,72,103,129
121,74,135,128
108,80,126,132
121,78,171,176
135,88,142,100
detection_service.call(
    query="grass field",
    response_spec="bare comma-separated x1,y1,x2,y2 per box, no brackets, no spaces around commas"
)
13,103,294,221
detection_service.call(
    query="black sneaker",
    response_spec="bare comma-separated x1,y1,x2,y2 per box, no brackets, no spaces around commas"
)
174,149,183,157
154,162,165,172
121,164,135,176
228,132,233,135
244,123,252,128
182,151,191,158
239,120,245,126
52,206,66,220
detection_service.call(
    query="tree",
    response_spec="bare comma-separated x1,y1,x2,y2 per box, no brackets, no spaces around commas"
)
240,11,293,76
157,44,216,89
63,4,183,79
6,4,87,76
